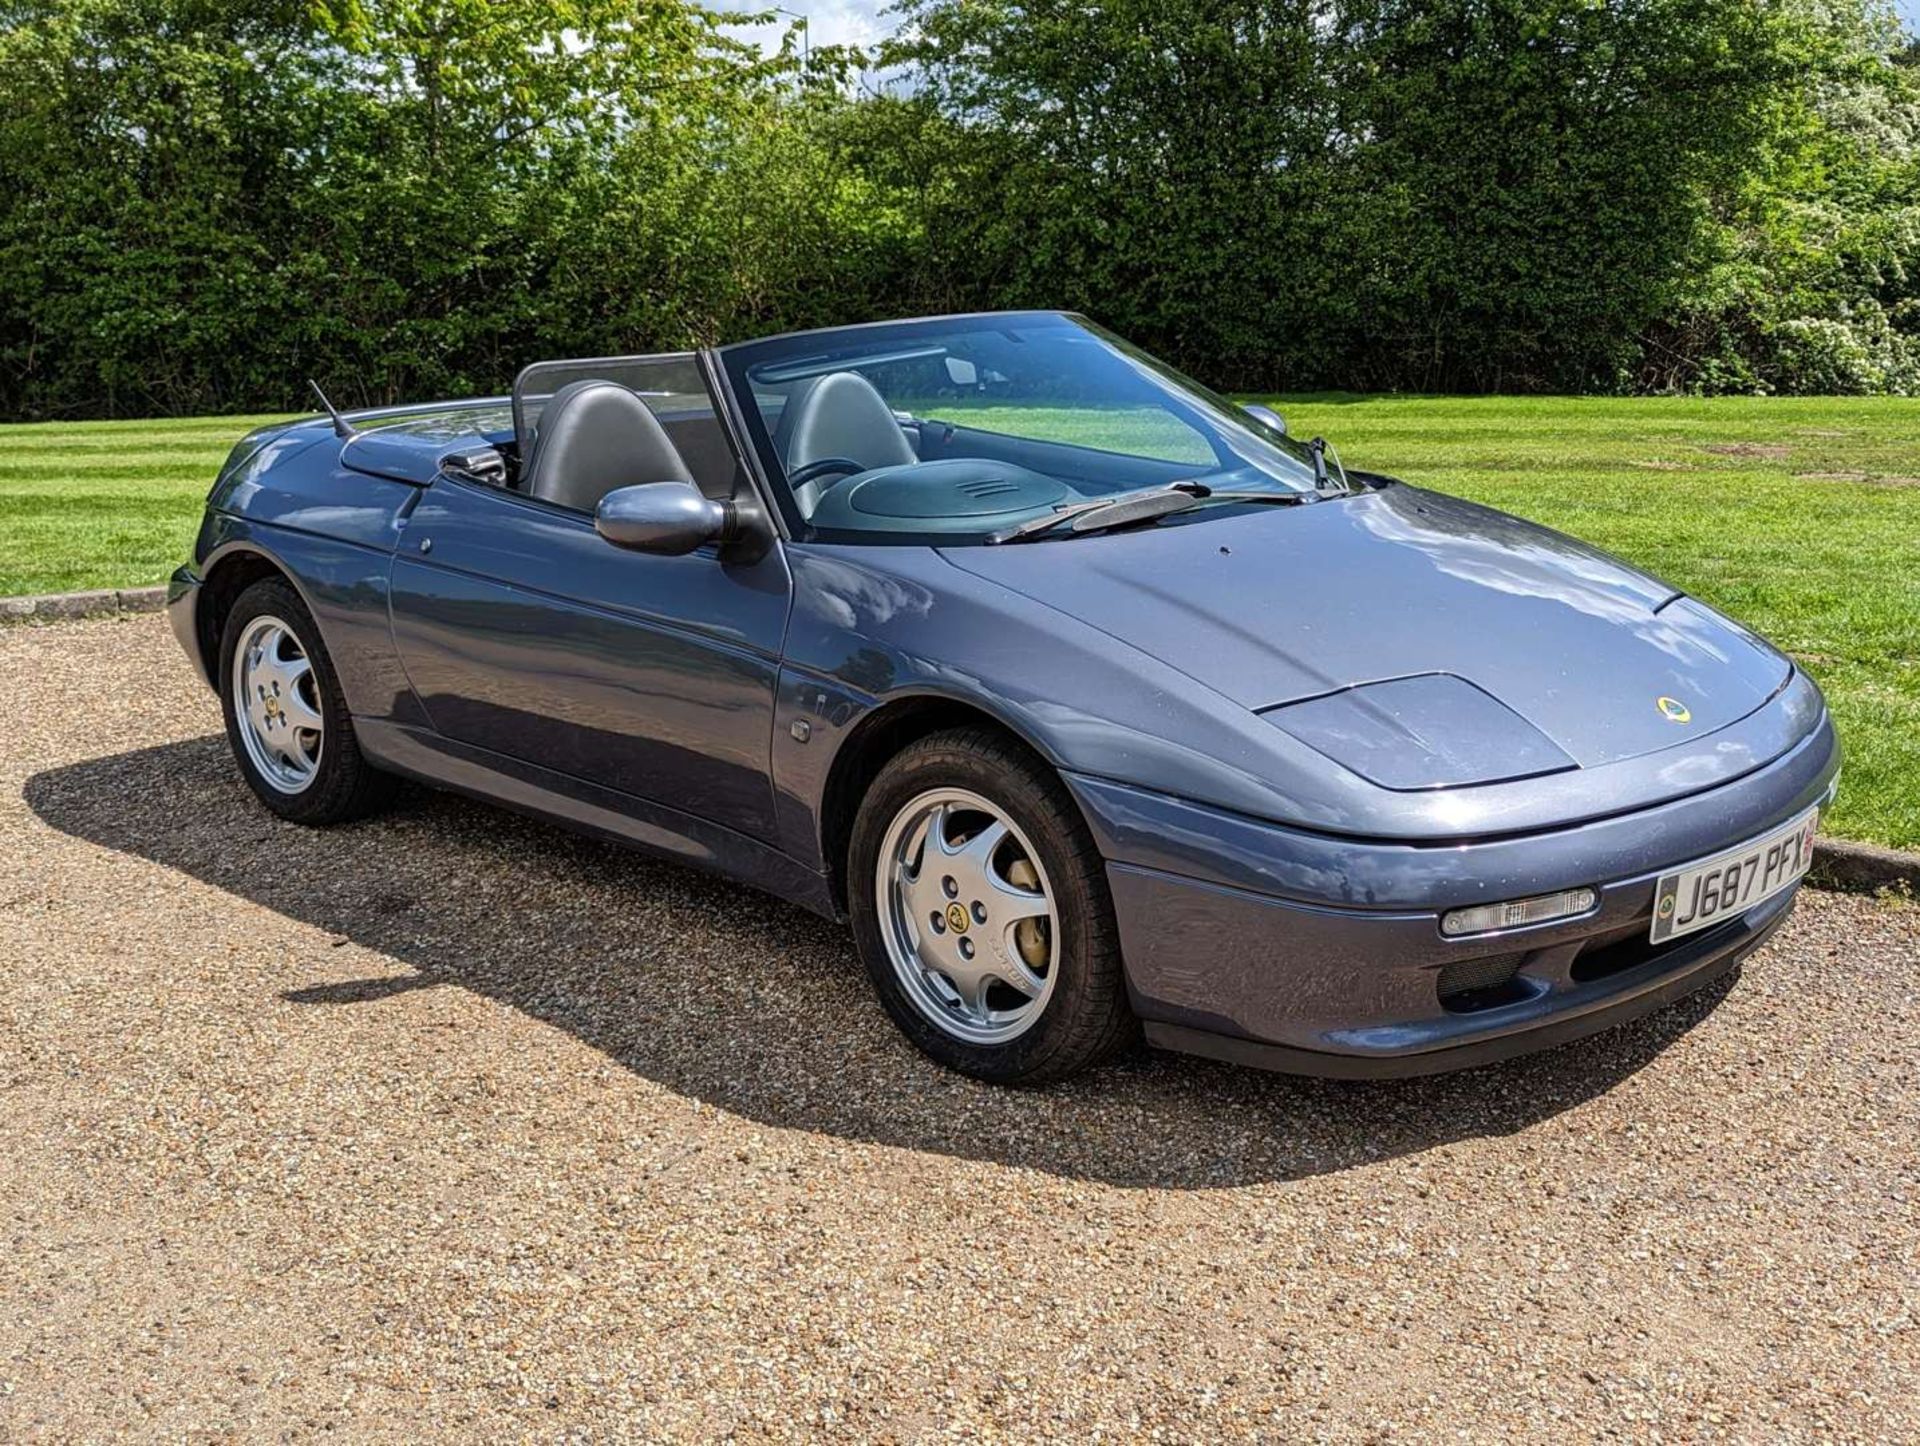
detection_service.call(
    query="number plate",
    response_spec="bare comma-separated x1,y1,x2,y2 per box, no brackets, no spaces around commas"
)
1651,807,1818,943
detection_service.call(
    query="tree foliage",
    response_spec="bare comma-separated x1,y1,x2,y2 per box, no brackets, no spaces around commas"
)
0,0,1915,416
884,0,1911,393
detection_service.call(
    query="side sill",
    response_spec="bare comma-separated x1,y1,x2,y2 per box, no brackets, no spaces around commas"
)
355,717,839,920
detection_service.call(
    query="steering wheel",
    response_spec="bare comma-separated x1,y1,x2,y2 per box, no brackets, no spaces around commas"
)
786,456,867,490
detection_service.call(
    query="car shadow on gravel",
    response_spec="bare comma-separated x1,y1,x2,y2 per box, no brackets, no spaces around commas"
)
25,737,1738,1189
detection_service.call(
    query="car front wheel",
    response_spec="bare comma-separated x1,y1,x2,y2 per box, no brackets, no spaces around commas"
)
848,727,1135,1084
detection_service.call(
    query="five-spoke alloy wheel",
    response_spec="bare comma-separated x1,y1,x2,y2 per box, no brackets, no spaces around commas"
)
231,614,325,793
849,727,1136,1084
877,787,1060,1046
218,577,396,824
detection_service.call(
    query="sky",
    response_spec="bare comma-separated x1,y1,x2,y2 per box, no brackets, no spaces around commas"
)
730,0,1920,56
729,0,898,59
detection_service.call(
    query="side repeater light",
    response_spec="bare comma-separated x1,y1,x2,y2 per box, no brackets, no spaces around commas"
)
1440,887,1598,938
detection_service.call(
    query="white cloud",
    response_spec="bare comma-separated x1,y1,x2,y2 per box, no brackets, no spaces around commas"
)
730,0,896,57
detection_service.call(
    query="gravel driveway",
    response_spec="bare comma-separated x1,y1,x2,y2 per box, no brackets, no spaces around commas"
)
2,616,1916,1441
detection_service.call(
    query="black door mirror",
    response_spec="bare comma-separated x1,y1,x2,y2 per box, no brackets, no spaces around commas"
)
1242,403,1287,436
595,482,733,555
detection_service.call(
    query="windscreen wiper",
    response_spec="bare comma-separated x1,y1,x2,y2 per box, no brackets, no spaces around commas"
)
1308,435,1351,495
987,481,1308,544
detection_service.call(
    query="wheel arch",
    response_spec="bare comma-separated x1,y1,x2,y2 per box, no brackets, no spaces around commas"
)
194,546,303,688
818,692,1085,916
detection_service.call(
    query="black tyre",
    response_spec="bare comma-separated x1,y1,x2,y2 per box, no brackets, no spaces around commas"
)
848,726,1136,1084
218,576,396,824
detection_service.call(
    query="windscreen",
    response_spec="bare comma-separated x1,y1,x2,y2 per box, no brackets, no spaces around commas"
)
718,313,1333,540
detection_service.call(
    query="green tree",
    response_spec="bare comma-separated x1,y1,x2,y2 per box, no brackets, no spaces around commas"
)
0,0,328,412
882,0,1336,382
3,0,1917,415
0,0,796,415
1662,1,1920,393
887,0,1861,392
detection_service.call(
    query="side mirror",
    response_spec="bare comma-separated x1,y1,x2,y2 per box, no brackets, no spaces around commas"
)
1242,403,1288,437
595,482,732,556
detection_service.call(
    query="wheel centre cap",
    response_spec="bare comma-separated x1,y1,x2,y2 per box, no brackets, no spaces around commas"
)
945,901,971,935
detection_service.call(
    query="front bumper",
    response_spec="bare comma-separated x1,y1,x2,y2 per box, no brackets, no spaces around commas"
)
1124,870,1791,1078
167,564,208,687
1067,709,1840,1077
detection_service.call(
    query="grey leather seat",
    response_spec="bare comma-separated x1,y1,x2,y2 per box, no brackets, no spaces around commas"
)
520,379,693,513
772,371,916,516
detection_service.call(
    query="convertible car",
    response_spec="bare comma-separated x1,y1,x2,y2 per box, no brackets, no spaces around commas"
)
169,312,1840,1084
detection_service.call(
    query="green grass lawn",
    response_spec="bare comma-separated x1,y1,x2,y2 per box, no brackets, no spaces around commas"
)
0,413,292,596
3,396,1915,849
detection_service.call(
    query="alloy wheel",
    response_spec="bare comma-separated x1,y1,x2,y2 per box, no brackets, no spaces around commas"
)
230,614,324,794
875,787,1060,1045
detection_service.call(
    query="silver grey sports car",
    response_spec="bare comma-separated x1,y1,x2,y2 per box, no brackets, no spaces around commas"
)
167,312,1840,1083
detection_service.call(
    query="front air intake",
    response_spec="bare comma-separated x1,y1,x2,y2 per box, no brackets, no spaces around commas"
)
1436,954,1526,1012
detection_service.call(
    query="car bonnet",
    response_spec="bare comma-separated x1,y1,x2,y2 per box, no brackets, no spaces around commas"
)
939,483,1793,781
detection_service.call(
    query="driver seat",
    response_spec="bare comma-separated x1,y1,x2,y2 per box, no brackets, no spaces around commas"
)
520,379,693,514
773,371,916,516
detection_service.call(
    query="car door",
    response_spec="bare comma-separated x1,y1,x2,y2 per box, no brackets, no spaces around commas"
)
385,358,790,844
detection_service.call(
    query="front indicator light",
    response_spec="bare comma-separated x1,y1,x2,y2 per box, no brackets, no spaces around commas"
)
1441,887,1597,937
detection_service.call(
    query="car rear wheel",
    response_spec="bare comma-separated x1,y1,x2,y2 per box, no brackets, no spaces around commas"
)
848,727,1135,1084
218,577,396,824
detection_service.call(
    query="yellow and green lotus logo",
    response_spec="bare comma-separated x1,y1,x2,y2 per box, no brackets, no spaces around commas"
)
1656,696,1692,724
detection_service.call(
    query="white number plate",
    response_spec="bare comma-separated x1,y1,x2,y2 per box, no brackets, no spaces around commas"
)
1651,807,1818,943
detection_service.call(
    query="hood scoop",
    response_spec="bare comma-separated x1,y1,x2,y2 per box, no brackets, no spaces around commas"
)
1260,674,1577,791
